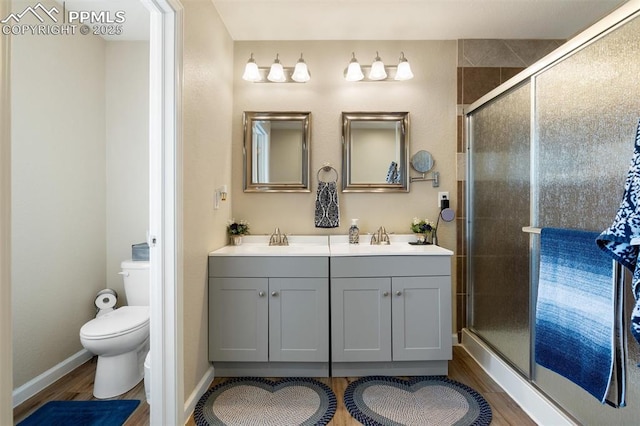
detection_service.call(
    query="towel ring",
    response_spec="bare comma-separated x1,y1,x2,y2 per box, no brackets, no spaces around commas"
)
317,165,339,183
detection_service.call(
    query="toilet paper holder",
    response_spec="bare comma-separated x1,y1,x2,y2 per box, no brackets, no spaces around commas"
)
94,288,118,313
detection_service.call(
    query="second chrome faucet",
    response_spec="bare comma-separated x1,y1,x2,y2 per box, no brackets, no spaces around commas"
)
370,226,390,245
269,227,289,246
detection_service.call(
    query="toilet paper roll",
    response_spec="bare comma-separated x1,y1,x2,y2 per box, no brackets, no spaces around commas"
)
95,289,118,310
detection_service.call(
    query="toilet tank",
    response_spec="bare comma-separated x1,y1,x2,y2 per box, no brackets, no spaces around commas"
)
121,260,150,306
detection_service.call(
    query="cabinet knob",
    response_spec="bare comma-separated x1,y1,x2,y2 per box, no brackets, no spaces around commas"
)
271,291,278,297
382,291,389,297
395,291,402,296
258,291,265,297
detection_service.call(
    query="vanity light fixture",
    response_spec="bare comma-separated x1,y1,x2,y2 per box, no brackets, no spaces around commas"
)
394,52,414,81
291,53,311,83
267,54,287,82
242,53,262,82
345,51,414,81
345,52,365,81
243,53,311,83
368,51,387,80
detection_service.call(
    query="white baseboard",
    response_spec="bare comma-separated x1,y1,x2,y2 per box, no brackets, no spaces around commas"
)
13,349,93,408
461,329,577,426
183,365,215,424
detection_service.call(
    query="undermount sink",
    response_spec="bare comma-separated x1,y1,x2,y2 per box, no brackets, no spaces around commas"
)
329,235,453,256
210,235,330,256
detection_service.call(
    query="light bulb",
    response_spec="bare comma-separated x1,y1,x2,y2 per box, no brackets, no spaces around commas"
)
368,52,387,80
291,53,311,83
345,52,364,81
267,54,286,82
394,52,414,81
242,53,261,82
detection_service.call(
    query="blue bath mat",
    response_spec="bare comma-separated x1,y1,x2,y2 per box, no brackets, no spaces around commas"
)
18,399,140,426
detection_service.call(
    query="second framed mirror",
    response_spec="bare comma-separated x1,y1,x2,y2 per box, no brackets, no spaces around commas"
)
342,112,409,192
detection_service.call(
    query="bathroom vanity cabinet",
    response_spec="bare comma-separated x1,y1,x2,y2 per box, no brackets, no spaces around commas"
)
330,255,452,376
208,255,329,377
208,235,453,377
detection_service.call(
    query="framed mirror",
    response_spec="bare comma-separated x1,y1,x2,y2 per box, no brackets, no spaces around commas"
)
243,111,311,192
342,112,409,192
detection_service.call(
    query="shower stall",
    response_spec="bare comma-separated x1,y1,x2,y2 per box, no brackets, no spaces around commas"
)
466,3,640,424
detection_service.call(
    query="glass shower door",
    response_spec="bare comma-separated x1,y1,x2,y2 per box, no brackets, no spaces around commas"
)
467,82,532,376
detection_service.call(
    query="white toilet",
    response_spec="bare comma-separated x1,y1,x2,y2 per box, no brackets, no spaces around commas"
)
80,260,150,399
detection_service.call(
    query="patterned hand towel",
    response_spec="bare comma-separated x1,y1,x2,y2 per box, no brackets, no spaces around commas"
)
386,161,400,184
315,181,339,228
597,119,640,348
536,228,622,405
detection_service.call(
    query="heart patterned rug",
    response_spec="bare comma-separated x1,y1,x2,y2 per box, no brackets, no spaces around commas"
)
344,376,492,426
194,377,336,426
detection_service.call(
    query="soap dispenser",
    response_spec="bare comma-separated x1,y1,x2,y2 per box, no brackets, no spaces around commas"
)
349,219,360,244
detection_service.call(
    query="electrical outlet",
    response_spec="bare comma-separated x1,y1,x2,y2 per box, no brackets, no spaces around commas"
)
438,191,449,209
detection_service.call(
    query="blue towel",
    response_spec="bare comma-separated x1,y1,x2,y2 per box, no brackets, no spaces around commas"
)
535,228,617,404
597,119,640,347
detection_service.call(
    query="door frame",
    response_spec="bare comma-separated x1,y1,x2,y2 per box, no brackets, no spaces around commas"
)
1,0,185,423
143,0,183,424
1,0,12,423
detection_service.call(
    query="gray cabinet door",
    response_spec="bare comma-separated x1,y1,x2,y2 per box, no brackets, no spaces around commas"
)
331,277,391,362
392,276,452,361
268,278,329,362
209,277,268,362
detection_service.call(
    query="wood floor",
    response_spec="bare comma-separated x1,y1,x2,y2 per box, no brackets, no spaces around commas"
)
12,356,149,426
14,346,535,425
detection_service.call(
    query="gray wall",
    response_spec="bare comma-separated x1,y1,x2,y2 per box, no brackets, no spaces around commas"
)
105,41,150,302
11,0,150,390
11,8,107,387
181,0,234,404
232,40,458,240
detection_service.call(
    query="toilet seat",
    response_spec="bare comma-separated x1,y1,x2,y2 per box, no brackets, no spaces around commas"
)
80,306,149,340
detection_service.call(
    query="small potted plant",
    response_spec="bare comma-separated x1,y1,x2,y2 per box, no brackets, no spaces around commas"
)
227,219,249,245
410,217,434,244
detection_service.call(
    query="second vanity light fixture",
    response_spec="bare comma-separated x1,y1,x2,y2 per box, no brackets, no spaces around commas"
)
345,51,414,82
242,53,311,83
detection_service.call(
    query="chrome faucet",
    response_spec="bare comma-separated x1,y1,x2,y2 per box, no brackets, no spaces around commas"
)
269,227,289,246
370,226,390,245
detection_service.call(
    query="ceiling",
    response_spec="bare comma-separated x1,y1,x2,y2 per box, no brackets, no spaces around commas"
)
57,0,626,42
53,0,150,40
211,0,626,41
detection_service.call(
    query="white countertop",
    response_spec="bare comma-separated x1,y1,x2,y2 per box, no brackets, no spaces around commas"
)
328,234,453,256
209,235,330,256
208,234,453,257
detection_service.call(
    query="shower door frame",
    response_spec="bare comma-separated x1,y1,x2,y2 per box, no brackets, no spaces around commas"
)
465,1,640,422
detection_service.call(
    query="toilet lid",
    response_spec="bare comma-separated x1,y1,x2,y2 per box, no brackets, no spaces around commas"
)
80,306,149,339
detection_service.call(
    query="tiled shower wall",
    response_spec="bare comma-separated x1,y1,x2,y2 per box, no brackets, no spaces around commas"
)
455,39,563,340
